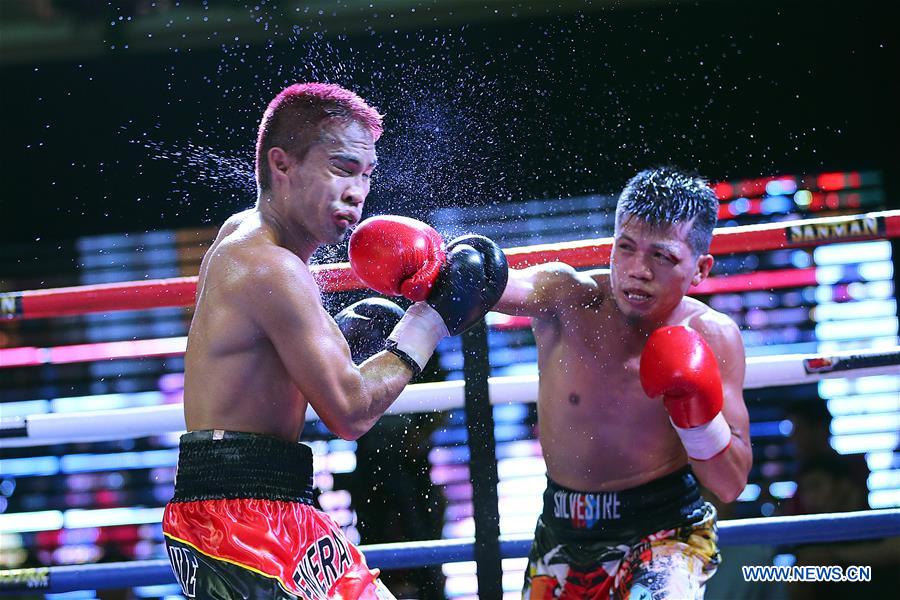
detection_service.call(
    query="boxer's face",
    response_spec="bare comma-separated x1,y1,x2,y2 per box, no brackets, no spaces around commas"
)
610,214,713,323
286,120,377,245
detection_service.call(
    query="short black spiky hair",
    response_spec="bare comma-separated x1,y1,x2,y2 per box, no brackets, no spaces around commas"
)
616,166,719,255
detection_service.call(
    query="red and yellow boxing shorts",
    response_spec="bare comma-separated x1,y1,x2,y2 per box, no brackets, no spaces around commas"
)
162,430,394,599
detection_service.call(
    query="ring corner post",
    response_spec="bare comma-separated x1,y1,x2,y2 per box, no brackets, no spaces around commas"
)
461,318,503,600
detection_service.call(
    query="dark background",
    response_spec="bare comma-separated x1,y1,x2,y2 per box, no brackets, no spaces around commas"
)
0,4,897,595
2,0,898,247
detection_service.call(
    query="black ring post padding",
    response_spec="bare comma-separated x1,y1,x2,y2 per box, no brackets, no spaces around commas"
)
462,319,503,600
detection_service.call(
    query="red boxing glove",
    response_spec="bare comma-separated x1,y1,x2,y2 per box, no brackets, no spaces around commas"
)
349,216,446,302
639,326,731,460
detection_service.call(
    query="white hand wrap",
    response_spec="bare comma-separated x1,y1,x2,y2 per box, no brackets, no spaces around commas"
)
386,302,449,373
672,412,732,461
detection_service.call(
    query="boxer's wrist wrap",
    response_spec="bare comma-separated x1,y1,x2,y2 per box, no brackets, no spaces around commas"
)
386,302,448,373
672,412,732,461
385,340,422,377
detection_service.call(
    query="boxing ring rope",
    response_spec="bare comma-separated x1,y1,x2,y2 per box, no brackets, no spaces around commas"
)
0,262,846,370
2,210,897,320
2,210,899,594
1,509,898,593
2,346,898,448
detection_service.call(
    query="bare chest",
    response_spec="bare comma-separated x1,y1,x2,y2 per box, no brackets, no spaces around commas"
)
533,317,685,487
539,308,645,384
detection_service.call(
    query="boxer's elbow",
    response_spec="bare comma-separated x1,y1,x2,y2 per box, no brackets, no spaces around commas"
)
317,386,377,441
324,406,374,440
698,443,752,503
323,361,401,440
709,477,746,504
331,420,370,441
699,467,746,503
328,399,377,441
344,410,381,440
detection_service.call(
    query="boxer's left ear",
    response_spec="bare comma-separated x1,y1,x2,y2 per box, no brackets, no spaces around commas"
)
267,147,292,184
693,254,714,286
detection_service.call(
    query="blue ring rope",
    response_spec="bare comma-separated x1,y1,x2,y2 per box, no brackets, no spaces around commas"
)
1,508,897,593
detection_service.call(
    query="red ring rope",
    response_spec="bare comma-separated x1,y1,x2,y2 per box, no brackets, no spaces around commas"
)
2,210,897,320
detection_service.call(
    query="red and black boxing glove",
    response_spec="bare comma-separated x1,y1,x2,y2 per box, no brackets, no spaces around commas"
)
639,325,732,461
349,216,508,374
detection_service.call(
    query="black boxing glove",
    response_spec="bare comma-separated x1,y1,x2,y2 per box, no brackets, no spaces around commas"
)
382,235,508,374
424,234,508,335
335,298,405,364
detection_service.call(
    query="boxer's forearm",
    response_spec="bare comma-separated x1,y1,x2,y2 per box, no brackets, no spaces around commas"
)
691,434,752,503
324,352,413,441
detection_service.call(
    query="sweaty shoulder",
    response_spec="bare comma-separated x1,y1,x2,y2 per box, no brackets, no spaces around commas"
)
499,261,603,318
205,215,314,304
539,261,596,286
537,263,605,311
685,298,742,352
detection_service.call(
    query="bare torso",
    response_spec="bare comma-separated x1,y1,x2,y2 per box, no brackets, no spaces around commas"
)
183,210,327,441
534,273,714,491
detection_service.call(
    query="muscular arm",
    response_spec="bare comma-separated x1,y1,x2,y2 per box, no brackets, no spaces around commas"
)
245,251,414,440
691,316,753,503
494,262,601,318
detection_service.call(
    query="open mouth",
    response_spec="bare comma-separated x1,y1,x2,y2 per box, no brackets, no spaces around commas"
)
623,289,653,303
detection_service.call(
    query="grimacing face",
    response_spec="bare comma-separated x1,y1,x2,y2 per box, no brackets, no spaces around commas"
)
609,214,712,323
281,120,377,246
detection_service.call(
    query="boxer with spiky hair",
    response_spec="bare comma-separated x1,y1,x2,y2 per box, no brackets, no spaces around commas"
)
496,166,752,599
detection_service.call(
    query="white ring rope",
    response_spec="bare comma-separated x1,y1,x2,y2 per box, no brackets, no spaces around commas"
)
2,346,896,448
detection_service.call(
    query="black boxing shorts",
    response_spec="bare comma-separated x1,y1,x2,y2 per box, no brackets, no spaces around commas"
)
162,430,394,600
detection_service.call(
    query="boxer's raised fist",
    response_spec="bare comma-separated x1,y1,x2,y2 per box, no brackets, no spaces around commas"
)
426,234,508,335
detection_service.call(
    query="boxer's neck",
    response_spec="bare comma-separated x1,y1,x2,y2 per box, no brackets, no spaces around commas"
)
256,200,318,262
